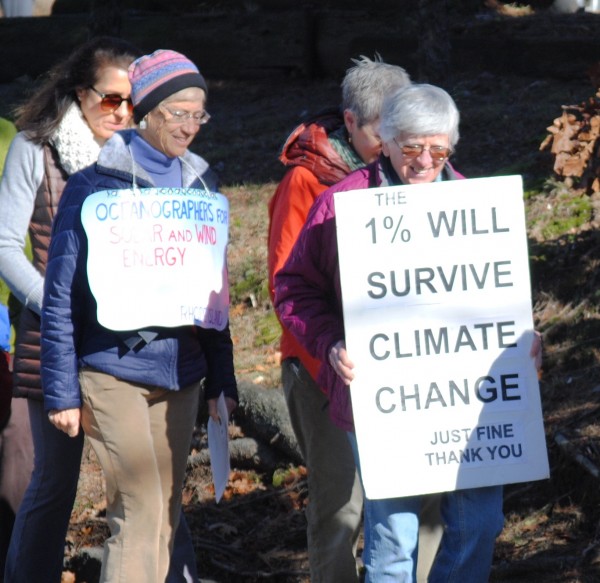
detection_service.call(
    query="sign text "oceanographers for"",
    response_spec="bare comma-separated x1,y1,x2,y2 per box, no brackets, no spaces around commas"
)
82,187,230,331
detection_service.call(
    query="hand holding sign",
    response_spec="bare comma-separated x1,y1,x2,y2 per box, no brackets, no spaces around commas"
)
328,340,355,385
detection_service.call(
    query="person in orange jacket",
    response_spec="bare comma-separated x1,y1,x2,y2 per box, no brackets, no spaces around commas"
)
268,55,442,582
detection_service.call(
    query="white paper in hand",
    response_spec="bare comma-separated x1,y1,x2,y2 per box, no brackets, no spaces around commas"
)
207,392,230,503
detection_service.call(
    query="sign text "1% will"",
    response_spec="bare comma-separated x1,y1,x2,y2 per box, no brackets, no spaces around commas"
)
365,215,411,244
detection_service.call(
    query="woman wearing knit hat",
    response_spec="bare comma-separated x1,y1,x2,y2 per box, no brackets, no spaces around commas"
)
40,49,238,583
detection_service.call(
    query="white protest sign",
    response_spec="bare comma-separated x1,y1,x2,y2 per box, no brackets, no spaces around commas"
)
335,175,549,500
81,187,229,331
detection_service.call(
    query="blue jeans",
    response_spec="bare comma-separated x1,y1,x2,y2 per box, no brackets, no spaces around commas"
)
428,486,504,583
4,399,199,583
348,432,504,583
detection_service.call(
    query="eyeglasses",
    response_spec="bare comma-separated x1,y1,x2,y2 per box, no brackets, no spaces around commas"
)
160,106,211,126
393,138,452,162
88,86,133,114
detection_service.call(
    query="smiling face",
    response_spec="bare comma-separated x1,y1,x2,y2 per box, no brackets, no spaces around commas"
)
382,133,451,185
141,87,207,158
76,66,133,144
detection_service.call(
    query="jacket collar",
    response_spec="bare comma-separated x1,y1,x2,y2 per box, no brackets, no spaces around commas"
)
96,129,210,188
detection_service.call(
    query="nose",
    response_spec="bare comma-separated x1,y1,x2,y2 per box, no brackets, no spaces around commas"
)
180,118,200,134
416,148,434,164
114,100,131,118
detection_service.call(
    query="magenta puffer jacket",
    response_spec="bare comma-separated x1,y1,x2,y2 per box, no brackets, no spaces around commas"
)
274,158,462,431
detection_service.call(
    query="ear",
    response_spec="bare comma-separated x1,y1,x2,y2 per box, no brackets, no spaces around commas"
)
75,87,86,102
381,141,391,157
343,109,357,135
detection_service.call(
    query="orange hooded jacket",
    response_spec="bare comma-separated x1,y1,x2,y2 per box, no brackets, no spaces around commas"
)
267,109,350,385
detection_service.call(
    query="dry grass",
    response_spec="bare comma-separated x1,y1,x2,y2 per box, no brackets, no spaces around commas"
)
226,182,282,389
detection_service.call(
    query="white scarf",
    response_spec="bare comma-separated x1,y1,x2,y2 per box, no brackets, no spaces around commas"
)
50,103,103,176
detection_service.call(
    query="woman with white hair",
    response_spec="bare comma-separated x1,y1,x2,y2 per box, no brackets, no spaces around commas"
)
377,83,460,185
274,83,542,582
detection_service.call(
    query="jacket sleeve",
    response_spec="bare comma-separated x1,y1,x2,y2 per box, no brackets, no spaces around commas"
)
267,166,325,301
268,166,325,379
273,189,345,365
0,133,46,313
40,172,90,411
196,324,238,403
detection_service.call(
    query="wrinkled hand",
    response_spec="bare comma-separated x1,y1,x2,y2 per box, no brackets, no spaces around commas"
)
530,331,543,374
47,407,81,438
207,396,237,424
328,340,355,385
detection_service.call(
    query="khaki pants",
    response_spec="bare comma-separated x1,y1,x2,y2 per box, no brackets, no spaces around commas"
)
80,369,199,583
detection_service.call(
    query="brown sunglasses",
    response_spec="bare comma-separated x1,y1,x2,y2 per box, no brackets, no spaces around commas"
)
88,86,133,114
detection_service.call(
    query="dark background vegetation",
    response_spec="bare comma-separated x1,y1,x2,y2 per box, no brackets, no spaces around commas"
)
3,1,600,581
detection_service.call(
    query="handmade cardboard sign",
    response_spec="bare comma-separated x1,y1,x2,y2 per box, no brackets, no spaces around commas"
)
335,175,549,499
81,187,229,331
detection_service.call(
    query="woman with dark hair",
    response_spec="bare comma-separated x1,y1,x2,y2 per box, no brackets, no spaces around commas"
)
0,37,202,583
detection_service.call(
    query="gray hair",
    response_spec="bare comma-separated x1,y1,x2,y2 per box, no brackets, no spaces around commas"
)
379,84,460,148
341,55,411,126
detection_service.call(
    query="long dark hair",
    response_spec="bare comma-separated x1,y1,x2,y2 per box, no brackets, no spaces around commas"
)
14,36,141,144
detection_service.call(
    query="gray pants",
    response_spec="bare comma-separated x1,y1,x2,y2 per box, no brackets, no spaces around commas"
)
282,358,363,582
0,399,33,516
0,398,34,576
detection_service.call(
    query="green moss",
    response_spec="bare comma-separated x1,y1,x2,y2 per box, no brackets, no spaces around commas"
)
527,189,593,240
230,267,264,304
272,465,304,487
254,311,280,347
540,194,592,239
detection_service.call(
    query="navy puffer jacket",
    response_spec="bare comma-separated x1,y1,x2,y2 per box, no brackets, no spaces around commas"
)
41,130,237,412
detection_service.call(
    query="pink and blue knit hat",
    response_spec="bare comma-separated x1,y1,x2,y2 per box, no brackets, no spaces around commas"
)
128,49,208,123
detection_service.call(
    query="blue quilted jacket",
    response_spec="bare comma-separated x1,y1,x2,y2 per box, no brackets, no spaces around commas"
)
41,130,237,412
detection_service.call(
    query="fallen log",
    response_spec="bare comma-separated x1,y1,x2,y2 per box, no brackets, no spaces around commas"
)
234,382,303,464
188,436,281,471
555,431,600,479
